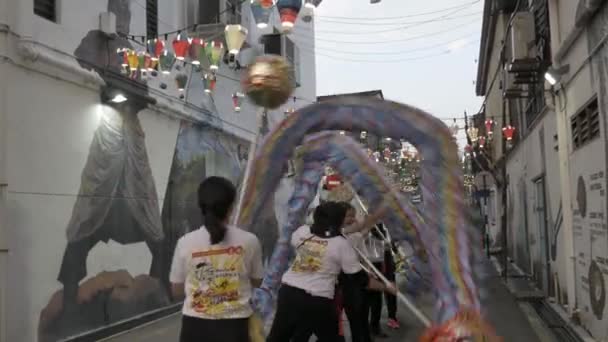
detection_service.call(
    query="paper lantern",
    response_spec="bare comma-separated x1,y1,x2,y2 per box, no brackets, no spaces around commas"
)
172,33,190,61
232,93,243,112
175,74,188,92
203,73,216,93
258,0,274,8
502,125,516,141
467,127,479,142
159,50,176,74
117,48,129,67
478,136,486,148
205,41,224,71
225,25,248,55
276,0,302,31
188,38,204,65
464,144,473,156
485,119,494,136
127,50,139,71
251,1,271,28
147,39,165,60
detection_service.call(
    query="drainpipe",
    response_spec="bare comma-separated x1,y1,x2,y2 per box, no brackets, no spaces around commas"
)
548,0,577,317
554,0,606,63
0,26,8,342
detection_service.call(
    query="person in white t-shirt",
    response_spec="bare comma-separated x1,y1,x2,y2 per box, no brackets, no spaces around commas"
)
169,176,264,342
267,201,394,342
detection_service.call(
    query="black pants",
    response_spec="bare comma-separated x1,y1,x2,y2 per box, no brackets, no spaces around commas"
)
268,284,341,342
180,315,249,342
383,250,397,320
366,262,384,332
343,280,373,342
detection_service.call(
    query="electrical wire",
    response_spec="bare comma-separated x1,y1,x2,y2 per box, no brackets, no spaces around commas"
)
297,18,481,45
314,9,480,27
314,0,481,20
299,33,479,56
300,38,480,63
294,12,482,35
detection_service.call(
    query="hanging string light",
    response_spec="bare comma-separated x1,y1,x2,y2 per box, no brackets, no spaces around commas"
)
117,48,129,68
205,41,224,71
360,131,367,139
464,144,473,157
485,119,494,137
203,73,217,93
189,38,204,65
276,0,302,31
232,92,244,112
175,74,188,92
147,38,165,61
251,0,272,29
159,50,176,74
127,50,139,71
258,0,275,8
478,136,486,148
225,25,248,55
467,126,479,142
172,32,190,61
502,125,516,141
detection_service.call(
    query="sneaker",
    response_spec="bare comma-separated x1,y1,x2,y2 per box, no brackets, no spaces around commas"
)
387,318,400,329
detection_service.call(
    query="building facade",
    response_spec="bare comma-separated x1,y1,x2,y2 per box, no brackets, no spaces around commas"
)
476,0,608,340
0,0,317,341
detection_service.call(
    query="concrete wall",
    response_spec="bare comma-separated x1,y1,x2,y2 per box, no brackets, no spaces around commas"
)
0,0,317,340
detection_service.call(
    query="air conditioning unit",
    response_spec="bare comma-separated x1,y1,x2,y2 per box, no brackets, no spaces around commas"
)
99,12,117,37
510,12,536,63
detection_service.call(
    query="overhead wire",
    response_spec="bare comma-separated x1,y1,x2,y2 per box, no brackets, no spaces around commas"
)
296,12,482,35
313,0,481,20
297,18,481,44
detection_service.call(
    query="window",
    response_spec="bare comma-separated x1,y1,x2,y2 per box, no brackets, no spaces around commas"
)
196,0,220,25
261,34,301,87
284,37,301,87
34,0,57,22
146,0,158,39
571,97,600,150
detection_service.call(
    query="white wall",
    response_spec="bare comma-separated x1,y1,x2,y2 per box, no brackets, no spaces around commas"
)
3,62,181,341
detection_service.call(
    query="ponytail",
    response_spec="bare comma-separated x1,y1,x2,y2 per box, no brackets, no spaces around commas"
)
198,177,237,245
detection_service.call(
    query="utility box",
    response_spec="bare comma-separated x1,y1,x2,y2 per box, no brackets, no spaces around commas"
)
99,12,117,37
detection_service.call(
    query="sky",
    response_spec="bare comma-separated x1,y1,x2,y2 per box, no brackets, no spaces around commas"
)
305,0,484,146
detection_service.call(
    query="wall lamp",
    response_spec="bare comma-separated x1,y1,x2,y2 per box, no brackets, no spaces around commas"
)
545,64,570,86
101,88,129,104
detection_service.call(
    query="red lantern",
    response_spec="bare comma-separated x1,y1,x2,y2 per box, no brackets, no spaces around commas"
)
502,125,516,141
485,119,494,135
172,34,190,61
464,144,473,156
478,136,486,148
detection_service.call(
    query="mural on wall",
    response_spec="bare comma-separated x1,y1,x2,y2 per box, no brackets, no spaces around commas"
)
580,1,608,338
37,1,168,340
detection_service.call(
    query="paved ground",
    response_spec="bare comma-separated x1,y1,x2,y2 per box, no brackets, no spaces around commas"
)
103,258,553,341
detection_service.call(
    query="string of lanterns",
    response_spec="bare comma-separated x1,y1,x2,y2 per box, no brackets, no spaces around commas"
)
463,117,517,158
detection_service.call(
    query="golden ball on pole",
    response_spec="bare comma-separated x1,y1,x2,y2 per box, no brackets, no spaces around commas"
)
242,55,294,109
